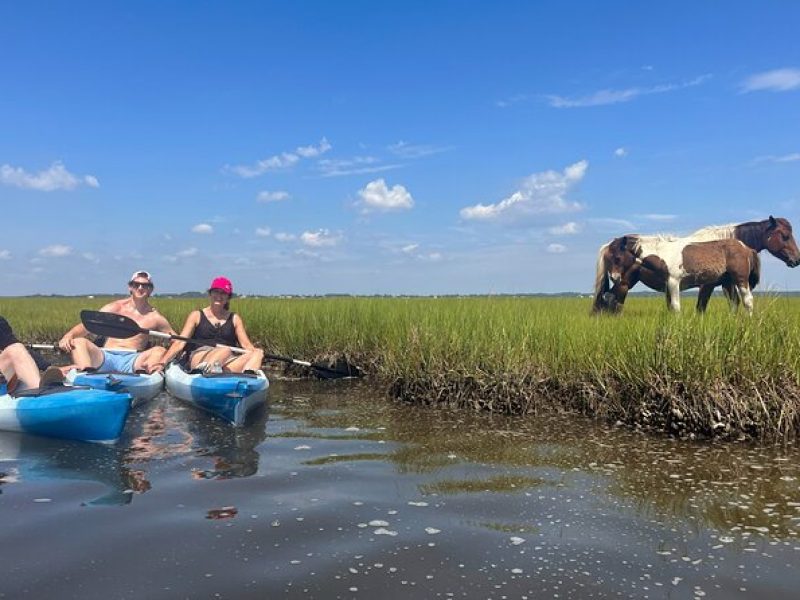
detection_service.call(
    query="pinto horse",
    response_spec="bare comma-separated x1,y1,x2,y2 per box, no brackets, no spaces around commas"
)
593,216,800,312
603,236,760,313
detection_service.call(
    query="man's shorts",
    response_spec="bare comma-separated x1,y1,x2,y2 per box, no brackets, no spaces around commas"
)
99,349,140,373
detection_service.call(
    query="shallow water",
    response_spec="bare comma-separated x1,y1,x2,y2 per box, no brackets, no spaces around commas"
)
1,379,799,599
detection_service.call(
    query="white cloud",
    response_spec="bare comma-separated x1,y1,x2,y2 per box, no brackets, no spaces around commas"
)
357,179,414,213
82,252,100,264
460,161,587,222
318,156,401,177
639,213,677,221
0,250,11,260
39,244,72,257
300,229,342,247
192,223,213,234
274,232,297,242
418,252,443,262
0,161,100,191
257,190,290,203
387,141,452,159
547,243,567,253
549,222,581,235
741,68,800,93
614,147,627,157
547,75,710,108
178,247,198,257
751,152,800,165
225,138,331,178
401,243,419,254
589,217,636,232
255,227,271,237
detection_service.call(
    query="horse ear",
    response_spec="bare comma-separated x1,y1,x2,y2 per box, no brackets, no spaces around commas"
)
619,236,629,251
769,215,777,228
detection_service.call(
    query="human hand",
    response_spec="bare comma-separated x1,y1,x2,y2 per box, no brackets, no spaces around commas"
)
58,335,75,352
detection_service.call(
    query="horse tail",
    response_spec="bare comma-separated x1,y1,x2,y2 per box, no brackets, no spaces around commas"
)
592,241,611,311
749,249,761,289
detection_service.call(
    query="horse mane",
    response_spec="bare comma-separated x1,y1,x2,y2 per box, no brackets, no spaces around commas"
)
689,223,737,241
592,241,611,307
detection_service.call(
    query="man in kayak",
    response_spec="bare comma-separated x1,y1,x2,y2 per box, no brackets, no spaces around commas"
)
58,270,176,374
0,316,63,391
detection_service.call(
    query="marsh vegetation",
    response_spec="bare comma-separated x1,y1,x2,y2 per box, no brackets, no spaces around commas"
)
3,294,799,441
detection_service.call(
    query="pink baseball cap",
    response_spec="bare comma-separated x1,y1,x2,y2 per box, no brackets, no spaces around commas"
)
209,276,233,295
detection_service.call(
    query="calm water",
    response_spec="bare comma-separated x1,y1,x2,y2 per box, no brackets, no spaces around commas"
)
1,379,799,599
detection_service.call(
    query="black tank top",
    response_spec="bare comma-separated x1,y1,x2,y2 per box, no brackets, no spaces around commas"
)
192,310,238,347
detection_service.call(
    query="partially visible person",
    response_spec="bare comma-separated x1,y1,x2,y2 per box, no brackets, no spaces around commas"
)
58,270,175,374
162,277,263,373
0,316,62,392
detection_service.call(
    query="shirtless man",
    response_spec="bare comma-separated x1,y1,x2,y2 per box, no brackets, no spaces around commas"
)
58,270,175,374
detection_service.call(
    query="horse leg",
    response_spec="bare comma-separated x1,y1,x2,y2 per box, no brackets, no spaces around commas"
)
723,281,740,312
737,284,754,315
696,284,714,313
666,277,681,312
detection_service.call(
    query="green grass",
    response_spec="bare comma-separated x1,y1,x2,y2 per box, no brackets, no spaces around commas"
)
3,294,800,440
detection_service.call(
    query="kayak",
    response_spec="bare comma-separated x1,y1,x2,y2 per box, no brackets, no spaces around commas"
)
65,368,164,406
164,363,268,426
0,383,132,444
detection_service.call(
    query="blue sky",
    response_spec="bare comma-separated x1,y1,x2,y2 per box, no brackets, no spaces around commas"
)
2,1,799,295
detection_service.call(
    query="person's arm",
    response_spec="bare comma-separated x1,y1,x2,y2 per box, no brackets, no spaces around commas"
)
161,312,199,364
232,314,257,351
58,300,118,351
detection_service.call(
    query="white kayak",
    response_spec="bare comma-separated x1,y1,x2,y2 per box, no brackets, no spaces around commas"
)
65,368,164,406
0,383,132,443
164,363,268,427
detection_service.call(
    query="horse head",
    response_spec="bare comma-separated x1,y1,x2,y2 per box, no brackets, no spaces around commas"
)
606,235,641,284
765,216,800,267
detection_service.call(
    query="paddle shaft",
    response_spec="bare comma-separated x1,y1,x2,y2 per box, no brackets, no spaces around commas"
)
79,310,351,376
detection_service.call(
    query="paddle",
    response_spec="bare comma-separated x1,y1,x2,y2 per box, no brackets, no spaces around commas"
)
79,310,362,379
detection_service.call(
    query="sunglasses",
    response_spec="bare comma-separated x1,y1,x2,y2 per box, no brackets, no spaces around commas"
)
129,281,154,290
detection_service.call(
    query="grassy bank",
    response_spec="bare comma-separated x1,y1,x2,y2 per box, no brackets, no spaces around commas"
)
3,295,799,442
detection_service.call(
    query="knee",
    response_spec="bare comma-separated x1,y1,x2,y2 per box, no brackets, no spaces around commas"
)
2,342,27,361
251,348,264,362
73,337,93,351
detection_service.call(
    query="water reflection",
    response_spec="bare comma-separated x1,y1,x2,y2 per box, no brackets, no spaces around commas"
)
170,395,269,480
0,431,143,505
275,381,800,542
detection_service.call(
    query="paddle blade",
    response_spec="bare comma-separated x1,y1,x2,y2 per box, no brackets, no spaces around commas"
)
80,310,144,339
310,359,363,380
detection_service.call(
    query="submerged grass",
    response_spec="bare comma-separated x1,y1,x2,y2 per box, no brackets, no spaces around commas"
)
3,294,800,441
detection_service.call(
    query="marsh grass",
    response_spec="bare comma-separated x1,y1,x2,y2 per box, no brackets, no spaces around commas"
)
3,294,799,441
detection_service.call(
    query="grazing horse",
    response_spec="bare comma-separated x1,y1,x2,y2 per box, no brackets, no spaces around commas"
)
593,216,800,312
604,237,760,313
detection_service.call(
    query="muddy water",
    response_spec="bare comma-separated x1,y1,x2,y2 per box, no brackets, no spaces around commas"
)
1,379,799,599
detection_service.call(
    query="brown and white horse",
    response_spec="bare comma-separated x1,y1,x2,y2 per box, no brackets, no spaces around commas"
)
593,216,800,312
603,237,761,313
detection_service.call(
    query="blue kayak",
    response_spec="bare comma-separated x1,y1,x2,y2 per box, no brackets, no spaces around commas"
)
65,368,164,406
164,363,268,427
0,384,132,444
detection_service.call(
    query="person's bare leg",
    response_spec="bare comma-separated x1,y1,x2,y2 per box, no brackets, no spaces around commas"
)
0,343,41,390
71,338,105,370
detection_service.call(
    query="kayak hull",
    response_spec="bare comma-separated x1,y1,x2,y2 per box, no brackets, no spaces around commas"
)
164,363,268,427
66,369,164,406
0,385,132,443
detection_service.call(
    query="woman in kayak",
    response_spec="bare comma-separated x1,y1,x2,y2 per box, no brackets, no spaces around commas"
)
162,277,264,373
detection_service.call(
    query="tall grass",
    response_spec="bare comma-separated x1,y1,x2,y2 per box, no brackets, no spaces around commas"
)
3,294,799,440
